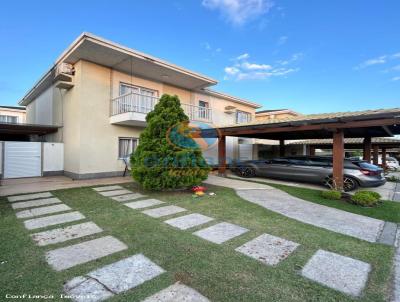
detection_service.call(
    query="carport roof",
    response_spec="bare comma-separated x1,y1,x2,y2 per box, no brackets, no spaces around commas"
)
0,122,59,135
214,108,400,140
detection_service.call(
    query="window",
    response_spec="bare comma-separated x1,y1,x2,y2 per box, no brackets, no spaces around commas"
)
119,83,158,113
198,100,209,119
0,115,18,123
236,111,252,124
118,137,138,159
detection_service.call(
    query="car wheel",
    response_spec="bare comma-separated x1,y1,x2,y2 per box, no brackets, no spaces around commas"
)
324,176,359,192
237,167,255,178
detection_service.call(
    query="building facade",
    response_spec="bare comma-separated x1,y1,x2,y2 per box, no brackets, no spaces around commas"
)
19,33,261,179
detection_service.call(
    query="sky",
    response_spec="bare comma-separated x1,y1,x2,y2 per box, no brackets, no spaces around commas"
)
0,0,399,114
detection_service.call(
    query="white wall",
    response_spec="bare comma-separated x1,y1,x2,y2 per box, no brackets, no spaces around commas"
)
43,143,64,172
0,141,3,176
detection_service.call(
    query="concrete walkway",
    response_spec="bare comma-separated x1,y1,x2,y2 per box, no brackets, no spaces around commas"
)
205,175,385,243
0,176,132,196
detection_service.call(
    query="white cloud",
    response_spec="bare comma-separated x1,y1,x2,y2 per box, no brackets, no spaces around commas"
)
202,0,274,25
278,52,303,66
356,52,400,69
392,65,400,71
277,35,288,46
392,76,400,81
224,53,300,80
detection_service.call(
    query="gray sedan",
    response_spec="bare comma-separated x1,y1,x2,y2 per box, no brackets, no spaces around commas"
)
231,156,386,191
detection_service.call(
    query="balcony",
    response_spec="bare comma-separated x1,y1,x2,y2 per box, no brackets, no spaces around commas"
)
110,92,212,126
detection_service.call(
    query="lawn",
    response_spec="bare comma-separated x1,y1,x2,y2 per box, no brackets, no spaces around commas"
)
226,176,400,223
0,182,395,301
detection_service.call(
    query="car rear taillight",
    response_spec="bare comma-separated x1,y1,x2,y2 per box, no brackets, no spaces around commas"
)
360,169,380,176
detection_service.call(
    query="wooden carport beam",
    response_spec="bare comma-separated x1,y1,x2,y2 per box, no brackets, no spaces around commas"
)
373,145,379,165
382,147,387,168
332,129,344,190
279,139,285,157
218,135,226,176
363,137,371,162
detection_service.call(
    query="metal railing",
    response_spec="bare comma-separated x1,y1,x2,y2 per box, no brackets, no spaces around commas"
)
110,92,213,122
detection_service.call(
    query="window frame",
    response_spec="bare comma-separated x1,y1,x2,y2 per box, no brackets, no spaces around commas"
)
119,82,158,97
0,115,18,123
236,110,252,124
118,137,139,159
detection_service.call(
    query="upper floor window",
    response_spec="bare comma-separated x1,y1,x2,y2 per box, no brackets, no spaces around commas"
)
198,100,209,119
119,83,157,98
0,115,18,123
236,110,252,124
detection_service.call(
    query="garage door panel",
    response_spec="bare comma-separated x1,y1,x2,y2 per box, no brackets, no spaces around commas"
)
4,142,42,179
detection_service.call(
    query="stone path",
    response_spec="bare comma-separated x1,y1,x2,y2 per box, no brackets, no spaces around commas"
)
165,213,214,230
142,283,210,302
16,204,72,219
46,236,128,271
235,233,299,266
99,189,132,197
193,222,249,244
301,249,371,297
31,222,103,246
8,192,53,202
11,197,62,209
142,205,187,218
89,184,375,298
391,229,400,302
24,211,86,230
111,193,146,202
64,254,165,301
93,185,123,192
205,175,386,243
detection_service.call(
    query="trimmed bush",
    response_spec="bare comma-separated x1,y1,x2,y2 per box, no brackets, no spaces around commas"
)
321,190,342,200
130,94,210,190
351,191,380,207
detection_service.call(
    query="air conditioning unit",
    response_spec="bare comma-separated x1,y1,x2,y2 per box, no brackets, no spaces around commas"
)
56,63,74,76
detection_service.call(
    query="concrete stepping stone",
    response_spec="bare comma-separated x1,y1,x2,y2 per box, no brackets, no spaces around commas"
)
111,193,146,202
46,236,127,271
11,197,62,210
377,221,398,246
8,192,52,202
16,204,71,219
124,199,165,210
64,276,113,302
142,205,187,218
93,185,123,192
142,282,210,302
98,189,132,197
164,213,214,230
235,233,299,266
64,254,165,301
301,249,371,297
31,222,103,246
24,211,85,230
193,222,249,244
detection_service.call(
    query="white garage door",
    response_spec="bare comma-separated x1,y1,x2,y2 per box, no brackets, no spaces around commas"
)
4,142,42,178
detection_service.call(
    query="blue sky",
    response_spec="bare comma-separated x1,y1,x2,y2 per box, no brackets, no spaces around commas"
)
0,0,399,113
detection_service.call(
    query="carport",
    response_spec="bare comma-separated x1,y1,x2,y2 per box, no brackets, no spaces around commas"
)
212,108,400,190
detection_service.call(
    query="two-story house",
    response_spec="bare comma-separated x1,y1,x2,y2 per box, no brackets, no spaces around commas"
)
19,33,261,179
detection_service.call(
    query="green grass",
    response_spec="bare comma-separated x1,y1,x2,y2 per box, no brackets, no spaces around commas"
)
0,183,395,301
227,176,400,223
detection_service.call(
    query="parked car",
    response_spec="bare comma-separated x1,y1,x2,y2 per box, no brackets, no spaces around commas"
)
231,156,386,191
378,156,399,170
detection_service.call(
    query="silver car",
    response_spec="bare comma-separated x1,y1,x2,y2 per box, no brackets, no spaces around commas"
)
232,156,386,191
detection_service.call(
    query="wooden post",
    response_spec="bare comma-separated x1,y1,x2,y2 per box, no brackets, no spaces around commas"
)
363,137,371,162
279,139,285,157
333,129,344,190
373,145,379,165
218,135,226,176
309,145,316,156
382,147,387,169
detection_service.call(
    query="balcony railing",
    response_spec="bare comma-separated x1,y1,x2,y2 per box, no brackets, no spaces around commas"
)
110,92,212,122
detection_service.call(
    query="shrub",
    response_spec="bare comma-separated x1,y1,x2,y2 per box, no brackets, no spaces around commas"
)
386,175,400,183
351,191,380,207
131,94,210,190
321,190,342,200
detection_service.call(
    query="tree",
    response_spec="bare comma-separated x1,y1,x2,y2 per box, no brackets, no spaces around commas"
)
130,94,210,190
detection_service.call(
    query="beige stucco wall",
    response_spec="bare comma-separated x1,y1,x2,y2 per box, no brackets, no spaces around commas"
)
255,112,297,121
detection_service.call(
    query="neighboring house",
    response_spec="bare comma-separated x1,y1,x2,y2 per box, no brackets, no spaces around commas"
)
255,109,300,121
18,32,261,179
0,105,26,124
